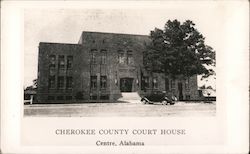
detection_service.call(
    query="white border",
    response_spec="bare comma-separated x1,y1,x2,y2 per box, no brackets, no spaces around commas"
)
1,1,249,153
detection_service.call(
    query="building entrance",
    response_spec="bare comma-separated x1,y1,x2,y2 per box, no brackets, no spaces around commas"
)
120,78,133,92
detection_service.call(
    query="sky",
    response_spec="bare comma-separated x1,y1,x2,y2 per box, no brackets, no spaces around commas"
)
24,2,223,89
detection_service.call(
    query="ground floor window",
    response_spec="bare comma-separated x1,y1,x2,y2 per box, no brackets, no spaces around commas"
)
100,95,109,100
48,96,55,100
90,76,97,89
165,78,169,91
185,77,190,90
153,77,158,89
48,76,56,89
141,76,149,90
57,96,64,100
100,76,107,89
58,76,64,89
90,95,97,100
65,96,72,100
66,76,73,89
171,79,175,89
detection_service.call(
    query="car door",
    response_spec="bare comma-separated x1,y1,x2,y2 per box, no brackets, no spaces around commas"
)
157,92,165,101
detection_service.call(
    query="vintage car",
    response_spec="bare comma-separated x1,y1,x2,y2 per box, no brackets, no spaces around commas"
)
140,91,176,105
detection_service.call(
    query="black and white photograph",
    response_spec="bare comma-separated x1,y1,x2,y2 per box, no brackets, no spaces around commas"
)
24,7,217,117
1,1,249,153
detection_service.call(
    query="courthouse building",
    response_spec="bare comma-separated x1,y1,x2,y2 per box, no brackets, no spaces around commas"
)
37,31,200,103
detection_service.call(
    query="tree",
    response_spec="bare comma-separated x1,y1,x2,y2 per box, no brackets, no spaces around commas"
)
199,85,206,90
144,19,215,80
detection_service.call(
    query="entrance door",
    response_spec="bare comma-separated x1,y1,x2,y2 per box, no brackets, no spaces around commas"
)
120,78,133,92
178,82,183,101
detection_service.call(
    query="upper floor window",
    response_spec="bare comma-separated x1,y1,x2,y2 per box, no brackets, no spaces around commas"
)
153,77,158,89
100,76,107,89
66,76,73,89
100,50,107,65
127,50,134,65
118,50,134,65
118,50,126,64
90,49,97,64
67,56,73,69
90,76,97,89
48,75,55,89
49,55,56,69
58,55,65,69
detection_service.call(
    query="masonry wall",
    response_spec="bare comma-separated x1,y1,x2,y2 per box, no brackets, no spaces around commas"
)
37,31,200,103
37,43,85,103
78,32,150,101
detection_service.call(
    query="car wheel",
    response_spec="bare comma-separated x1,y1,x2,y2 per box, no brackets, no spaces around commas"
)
142,99,147,104
161,100,167,105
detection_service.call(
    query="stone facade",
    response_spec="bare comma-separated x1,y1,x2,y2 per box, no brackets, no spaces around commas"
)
37,31,199,103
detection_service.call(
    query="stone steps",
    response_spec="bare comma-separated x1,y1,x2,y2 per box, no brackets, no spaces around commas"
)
118,92,141,103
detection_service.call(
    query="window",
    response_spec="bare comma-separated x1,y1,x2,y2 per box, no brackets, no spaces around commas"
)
48,96,55,100
171,79,175,89
100,50,107,64
49,55,56,69
100,76,107,89
90,76,97,89
67,56,73,69
185,78,190,90
58,76,64,89
118,50,126,64
165,78,169,91
65,96,72,100
153,77,158,89
57,96,64,100
90,49,97,64
48,76,55,89
58,55,65,69
100,95,109,100
118,50,134,65
66,76,73,89
144,77,149,88
127,50,134,65
90,95,97,100
141,76,149,90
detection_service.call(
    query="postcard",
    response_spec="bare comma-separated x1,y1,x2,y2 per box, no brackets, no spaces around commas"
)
1,1,249,154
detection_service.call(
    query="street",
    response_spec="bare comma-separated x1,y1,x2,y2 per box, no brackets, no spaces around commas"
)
24,101,216,117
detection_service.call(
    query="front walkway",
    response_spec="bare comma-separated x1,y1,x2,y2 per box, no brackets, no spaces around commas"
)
24,101,216,117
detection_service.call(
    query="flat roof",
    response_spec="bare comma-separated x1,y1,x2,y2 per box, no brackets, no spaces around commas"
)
81,31,149,37
39,42,82,46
